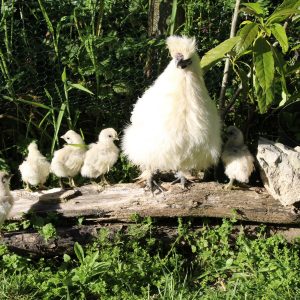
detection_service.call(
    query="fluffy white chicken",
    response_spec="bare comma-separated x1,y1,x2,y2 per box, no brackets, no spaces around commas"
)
221,126,255,189
0,172,13,227
122,35,221,190
81,128,119,184
19,141,50,191
50,130,86,188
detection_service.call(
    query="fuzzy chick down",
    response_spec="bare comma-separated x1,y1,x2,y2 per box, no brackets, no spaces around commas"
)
81,128,119,179
0,172,13,226
50,130,86,181
19,141,50,189
221,126,255,188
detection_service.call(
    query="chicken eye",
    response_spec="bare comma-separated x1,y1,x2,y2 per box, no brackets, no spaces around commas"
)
108,135,112,138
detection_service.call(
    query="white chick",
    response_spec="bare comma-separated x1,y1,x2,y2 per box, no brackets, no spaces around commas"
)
221,126,255,189
50,130,86,188
0,172,13,227
122,35,221,191
81,128,119,184
19,141,50,191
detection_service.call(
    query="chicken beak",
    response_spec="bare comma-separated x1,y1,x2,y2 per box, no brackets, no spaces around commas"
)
114,137,119,141
175,53,192,69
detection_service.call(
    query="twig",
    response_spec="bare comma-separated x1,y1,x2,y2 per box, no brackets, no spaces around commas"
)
219,0,241,120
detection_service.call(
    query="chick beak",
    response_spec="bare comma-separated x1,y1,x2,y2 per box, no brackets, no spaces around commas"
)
60,135,65,140
175,53,192,69
114,136,119,141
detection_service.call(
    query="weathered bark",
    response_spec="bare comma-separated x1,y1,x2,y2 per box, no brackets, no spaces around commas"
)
9,182,300,224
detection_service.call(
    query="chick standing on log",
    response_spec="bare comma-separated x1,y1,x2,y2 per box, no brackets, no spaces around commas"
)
122,35,221,191
50,130,86,188
19,141,50,191
81,128,119,185
0,172,13,227
221,126,255,189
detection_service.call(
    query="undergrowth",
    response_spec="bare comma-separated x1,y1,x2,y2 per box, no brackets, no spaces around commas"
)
0,218,300,299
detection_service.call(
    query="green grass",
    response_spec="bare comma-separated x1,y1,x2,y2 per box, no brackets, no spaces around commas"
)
0,218,300,299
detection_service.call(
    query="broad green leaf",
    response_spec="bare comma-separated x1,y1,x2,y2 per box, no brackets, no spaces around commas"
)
254,74,273,113
61,67,67,83
271,47,288,100
254,37,274,91
200,36,240,72
74,242,84,264
257,87,274,113
241,3,264,16
271,24,288,53
69,83,94,95
63,254,71,263
267,8,300,24
235,23,259,55
279,90,288,107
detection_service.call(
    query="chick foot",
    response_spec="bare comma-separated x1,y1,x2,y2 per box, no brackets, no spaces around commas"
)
224,179,251,190
224,178,234,190
24,182,33,192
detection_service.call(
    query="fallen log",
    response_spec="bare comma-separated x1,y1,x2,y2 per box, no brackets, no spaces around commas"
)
9,182,300,224
2,182,299,256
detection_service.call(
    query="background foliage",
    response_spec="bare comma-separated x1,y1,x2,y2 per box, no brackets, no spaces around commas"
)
0,0,299,186
0,2,300,299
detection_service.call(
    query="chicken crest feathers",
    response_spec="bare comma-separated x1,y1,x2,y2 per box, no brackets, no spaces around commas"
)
166,35,196,59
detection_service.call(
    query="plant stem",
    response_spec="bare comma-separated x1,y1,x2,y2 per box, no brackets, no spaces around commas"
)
219,0,241,120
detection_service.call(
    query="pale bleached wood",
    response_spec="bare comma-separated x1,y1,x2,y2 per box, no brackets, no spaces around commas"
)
8,182,300,224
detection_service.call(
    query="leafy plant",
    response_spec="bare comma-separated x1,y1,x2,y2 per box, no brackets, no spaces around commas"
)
201,0,300,114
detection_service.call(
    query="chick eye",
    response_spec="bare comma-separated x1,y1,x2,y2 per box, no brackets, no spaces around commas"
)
108,135,112,138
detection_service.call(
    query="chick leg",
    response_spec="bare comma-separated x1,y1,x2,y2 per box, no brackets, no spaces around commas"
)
24,182,32,192
69,177,77,188
59,178,65,189
100,175,110,186
38,183,47,190
225,178,234,190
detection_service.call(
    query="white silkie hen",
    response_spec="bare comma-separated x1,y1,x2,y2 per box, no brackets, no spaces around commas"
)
19,141,50,191
122,35,222,191
0,172,13,227
81,128,119,184
221,126,255,189
50,130,86,188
